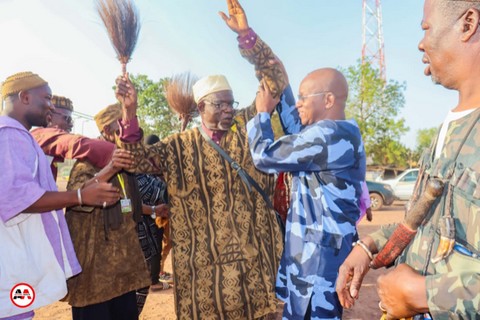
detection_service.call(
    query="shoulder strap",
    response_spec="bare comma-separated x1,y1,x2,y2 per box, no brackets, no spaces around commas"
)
198,127,275,210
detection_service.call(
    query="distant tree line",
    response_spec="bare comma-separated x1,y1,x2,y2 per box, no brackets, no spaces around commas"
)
129,67,438,168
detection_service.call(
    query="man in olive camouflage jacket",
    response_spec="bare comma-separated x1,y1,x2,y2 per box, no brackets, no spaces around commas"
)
336,0,480,319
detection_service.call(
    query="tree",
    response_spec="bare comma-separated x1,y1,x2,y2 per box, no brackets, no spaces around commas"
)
343,61,409,167
416,127,437,154
130,74,194,138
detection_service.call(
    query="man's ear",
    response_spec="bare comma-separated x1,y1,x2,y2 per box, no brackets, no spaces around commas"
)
325,93,336,110
103,125,111,135
197,101,205,113
461,8,480,42
18,90,30,105
46,113,52,125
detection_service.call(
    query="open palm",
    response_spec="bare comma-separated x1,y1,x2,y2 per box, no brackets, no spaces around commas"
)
219,0,249,35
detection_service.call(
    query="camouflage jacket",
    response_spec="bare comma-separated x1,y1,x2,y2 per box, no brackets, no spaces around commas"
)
247,110,366,264
370,108,480,319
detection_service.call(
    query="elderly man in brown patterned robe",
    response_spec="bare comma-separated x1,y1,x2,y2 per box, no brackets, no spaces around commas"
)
114,1,287,319
64,104,150,320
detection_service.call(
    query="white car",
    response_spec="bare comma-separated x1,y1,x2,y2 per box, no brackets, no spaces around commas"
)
380,168,419,201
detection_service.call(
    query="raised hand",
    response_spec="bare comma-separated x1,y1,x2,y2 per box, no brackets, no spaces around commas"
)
115,73,137,119
256,78,279,114
219,0,250,36
81,181,121,208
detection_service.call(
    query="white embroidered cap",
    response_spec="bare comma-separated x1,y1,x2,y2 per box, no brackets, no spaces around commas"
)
193,75,232,103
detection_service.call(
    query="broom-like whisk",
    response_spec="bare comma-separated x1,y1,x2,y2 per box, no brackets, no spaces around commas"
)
166,72,199,132
96,0,141,74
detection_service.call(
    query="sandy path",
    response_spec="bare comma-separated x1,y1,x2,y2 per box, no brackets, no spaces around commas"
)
33,203,405,320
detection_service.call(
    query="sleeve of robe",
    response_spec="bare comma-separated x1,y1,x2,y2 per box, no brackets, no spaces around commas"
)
0,127,46,223
31,127,115,168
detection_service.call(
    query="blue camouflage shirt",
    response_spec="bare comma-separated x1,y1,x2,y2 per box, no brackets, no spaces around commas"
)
247,94,366,318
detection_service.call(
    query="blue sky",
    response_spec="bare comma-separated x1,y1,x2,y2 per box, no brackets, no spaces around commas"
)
0,0,457,147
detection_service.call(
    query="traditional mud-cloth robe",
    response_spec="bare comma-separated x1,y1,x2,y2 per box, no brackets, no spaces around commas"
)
119,36,286,320
63,162,150,307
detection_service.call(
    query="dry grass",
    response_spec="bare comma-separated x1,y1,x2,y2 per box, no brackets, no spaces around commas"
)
165,72,199,131
97,0,141,74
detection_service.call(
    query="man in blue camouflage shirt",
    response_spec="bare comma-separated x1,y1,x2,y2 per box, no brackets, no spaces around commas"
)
247,68,366,319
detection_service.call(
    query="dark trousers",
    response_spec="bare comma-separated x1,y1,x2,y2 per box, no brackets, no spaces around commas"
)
150,253,161,284
149,226,164,284
72,290,138,320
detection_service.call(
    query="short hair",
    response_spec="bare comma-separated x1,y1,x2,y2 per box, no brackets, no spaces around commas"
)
439,0,480,21
144,134,160,145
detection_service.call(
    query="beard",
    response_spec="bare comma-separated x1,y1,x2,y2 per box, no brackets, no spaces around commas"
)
27,112,49,128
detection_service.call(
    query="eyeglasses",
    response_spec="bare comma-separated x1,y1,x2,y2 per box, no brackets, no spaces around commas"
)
204,100,239,110
297,91,330,102
52,111,73,123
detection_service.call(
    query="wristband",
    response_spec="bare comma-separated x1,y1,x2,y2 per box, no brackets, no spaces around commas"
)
77,188,83,206
237,28,257,49
150,205,156,219
353,240,373,261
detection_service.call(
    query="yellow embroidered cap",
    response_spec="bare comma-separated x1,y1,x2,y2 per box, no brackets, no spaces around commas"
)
192,75,232,103
1,72,48,98
52,95,74,111
94,103,122,132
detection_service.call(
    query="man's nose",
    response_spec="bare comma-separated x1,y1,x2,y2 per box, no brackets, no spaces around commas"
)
223,106,234,113
418,38,425,52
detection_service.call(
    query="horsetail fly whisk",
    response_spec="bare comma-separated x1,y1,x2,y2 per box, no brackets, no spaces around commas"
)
96,0,141,75
166,72,199,132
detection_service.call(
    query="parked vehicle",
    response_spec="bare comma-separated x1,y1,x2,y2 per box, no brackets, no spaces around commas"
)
366,180,395,211
380,168,419,201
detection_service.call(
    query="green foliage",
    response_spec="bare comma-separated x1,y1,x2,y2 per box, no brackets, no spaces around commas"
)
416,127,438,154
130,74,195,138
343,61,409,167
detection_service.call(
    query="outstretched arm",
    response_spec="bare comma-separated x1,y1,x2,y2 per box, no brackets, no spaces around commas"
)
253,55,302,135
247,84,359,174
27,149,133,213
276,84,303,135
32,128,115,169
0,129,121,222
115,74,167,175
220,0,287,99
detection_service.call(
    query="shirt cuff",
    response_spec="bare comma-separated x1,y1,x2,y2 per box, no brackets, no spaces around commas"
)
119,117,141,142
238,28,257,50
258,112,271,122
